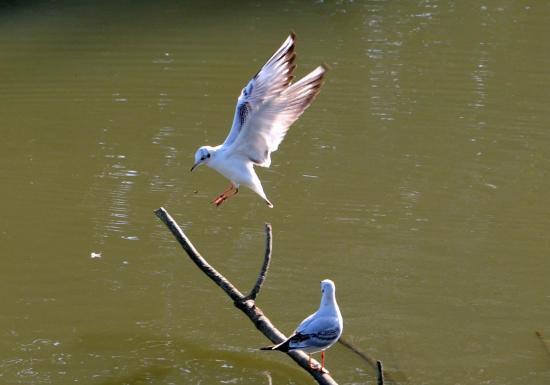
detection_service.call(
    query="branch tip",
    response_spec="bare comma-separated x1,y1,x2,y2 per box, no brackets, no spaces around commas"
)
376,360,385,385
247,221,274,300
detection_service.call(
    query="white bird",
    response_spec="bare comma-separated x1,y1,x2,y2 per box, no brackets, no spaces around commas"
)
261,279,343,372
190,33,326,208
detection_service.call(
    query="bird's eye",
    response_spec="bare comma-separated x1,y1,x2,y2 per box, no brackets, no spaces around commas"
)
207,153,211,158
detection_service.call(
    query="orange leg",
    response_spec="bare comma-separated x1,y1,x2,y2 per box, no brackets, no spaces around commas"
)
308,352,327,373
213,184,234,201
212,184,239,207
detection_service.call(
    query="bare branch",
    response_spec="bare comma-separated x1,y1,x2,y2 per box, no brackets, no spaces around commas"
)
338,337,378,369
338,337,399,383
154,207,338,385
247,223,273,300
377,360,385,385
262,371,273,385
154,207,244,302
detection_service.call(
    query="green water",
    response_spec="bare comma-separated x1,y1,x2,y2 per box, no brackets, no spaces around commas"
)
1,1,550,384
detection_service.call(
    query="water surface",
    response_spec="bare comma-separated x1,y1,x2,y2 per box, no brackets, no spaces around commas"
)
1,1,550,384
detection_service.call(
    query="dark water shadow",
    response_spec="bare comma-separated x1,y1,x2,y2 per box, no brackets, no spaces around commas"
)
75,331,312,385
95,365,172,385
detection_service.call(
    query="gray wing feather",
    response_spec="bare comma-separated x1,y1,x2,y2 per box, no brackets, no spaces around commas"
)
222,33,296,147
289,315,342,350
229,65,326,167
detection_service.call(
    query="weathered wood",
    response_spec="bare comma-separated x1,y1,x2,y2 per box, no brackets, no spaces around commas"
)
154,207,338,385
338,337,378,369
377,360,385,385
337,337,398,383
155,207,243,302
247,223,272,300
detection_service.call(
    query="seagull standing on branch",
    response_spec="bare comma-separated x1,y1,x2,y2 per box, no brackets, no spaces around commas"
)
190,33,327,208
261,279,343,372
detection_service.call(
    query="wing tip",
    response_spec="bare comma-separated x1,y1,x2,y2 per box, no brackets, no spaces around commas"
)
287,65,327,91
288,51,297,66
289,30,297,41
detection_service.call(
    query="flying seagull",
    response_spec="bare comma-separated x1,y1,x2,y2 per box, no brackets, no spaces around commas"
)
191,33,326,208
261,279,343,372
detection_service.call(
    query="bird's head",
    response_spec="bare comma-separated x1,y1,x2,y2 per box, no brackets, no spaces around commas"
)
191,146,215,171
320,279,336,296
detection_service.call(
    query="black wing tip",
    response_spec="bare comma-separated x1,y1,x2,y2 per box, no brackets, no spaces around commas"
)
274,34,297,66
262,337,291,352
288,51,297,65
289,30,297,41
320,62,331,72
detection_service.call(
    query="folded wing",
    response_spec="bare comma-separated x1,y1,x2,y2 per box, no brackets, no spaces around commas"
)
289,314,342,350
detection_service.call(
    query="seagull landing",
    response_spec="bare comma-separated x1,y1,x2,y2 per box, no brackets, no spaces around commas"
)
190,33,326,208
260,279,343,372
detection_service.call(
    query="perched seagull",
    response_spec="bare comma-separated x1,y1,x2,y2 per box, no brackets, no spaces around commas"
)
261,279,343,372
190,33,326,208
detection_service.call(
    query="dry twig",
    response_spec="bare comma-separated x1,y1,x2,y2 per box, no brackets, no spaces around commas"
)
337,337,378,369
247,223,272,301
377,360,385,385
337,337,397,383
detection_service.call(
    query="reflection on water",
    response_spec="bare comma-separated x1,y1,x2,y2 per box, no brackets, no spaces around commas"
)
1,1,550,385
91,131,138,242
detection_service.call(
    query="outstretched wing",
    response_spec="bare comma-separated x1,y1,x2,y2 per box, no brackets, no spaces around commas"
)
222,33,297,147
229,65,326,167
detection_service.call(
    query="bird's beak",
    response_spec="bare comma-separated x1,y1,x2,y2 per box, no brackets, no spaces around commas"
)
190,162,199,172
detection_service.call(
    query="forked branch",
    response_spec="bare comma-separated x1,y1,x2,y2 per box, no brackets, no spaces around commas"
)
247,223,272,300
154,207,338,385
337,337,394,383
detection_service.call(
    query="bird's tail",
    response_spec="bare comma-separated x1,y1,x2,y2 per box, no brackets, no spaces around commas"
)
260,339,290,352
246,174,274,208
